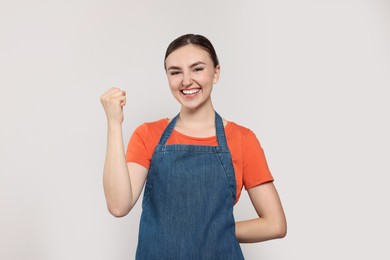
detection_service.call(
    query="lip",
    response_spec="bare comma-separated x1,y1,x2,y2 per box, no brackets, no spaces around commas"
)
180,88,201,93
180,88,201,98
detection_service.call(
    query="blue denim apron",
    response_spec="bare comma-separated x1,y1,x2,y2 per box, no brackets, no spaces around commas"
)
136,112,244,260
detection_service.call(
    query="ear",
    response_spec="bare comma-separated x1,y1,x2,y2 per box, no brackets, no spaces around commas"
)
213,65,221,84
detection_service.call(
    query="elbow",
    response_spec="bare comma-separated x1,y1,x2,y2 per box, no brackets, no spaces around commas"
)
105,196,134,218
107,206,131,218
274,221,287,239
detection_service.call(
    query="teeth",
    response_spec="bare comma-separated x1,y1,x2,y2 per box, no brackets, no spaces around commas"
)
182,89,200,95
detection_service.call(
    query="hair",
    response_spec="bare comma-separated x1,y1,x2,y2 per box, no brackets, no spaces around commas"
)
164,34,220,69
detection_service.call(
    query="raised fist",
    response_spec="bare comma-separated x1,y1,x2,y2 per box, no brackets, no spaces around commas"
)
100,87,127,124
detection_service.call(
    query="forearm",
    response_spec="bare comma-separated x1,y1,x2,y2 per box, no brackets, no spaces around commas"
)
236,217,287,243
103,123,132,217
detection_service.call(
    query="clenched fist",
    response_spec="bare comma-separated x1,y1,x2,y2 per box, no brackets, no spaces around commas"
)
100,87,127,125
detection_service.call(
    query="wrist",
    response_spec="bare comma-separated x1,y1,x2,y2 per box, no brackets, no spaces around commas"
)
107,121,122,131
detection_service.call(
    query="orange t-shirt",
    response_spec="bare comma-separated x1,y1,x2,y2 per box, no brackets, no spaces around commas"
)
126,118,274,203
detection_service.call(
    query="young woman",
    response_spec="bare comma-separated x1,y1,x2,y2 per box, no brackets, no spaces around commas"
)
100,34,286,259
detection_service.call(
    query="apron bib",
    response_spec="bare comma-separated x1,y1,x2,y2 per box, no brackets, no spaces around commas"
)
136,112,244,260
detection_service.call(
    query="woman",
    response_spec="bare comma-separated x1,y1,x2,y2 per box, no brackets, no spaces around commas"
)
100,34,287,259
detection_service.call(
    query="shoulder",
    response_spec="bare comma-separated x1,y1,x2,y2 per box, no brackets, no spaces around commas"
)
136,118,168,131
226,121,262,146
134,118,169,139
226,121,252,139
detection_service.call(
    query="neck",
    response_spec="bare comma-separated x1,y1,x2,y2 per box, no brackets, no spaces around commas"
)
178,101,215,128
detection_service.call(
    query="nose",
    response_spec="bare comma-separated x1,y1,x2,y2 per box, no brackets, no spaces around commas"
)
181,72,193,87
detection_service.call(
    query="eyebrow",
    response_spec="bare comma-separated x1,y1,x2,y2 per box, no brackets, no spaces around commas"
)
167,61,206,71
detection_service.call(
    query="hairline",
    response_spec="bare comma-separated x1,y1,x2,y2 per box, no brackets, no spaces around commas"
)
164,43,218,71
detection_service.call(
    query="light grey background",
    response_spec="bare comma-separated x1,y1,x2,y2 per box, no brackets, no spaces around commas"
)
1,0,389,259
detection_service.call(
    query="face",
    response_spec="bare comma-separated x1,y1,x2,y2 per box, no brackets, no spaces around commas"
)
165,44,220,111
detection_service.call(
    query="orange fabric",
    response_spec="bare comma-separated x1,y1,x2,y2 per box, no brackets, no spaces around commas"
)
126,118,274,203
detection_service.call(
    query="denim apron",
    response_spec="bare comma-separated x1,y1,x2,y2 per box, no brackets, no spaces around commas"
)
136,112,244,260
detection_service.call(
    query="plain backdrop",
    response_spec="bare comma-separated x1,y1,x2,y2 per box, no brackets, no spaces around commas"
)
1,0,389,259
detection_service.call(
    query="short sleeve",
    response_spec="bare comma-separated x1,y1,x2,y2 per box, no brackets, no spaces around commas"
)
125,124,152,169
242,130,274,190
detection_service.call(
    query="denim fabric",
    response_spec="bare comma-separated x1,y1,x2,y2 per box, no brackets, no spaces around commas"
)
136,112,244,260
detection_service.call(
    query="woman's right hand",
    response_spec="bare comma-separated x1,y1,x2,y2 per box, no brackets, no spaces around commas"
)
100,87,127,125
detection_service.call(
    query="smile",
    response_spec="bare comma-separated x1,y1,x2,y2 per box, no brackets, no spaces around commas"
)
181,88,201,95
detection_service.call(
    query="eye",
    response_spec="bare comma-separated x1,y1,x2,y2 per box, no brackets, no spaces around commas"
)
194,67,204,72
169,71,181,76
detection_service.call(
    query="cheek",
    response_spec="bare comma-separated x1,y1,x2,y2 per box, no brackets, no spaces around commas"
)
197,74,215,86
167,77,180,91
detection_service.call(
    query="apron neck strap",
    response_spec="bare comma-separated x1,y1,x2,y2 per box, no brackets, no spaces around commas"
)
158,111,228,148
215,112,228,148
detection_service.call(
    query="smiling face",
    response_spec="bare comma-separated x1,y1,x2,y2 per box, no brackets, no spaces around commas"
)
165,44,220,111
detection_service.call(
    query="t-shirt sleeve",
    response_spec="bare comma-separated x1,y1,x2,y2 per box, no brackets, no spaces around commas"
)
242,130,274,190
125,124,152,170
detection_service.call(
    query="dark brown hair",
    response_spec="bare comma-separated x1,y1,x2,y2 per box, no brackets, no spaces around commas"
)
164,34,219,69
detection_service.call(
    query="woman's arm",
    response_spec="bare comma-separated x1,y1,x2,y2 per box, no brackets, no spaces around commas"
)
102,126,147,217
235,182,287,243
101,88,147,217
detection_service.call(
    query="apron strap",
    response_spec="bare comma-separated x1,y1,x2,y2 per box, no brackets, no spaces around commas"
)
158,111,228,149
215,112,228,149
158,113,178,145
